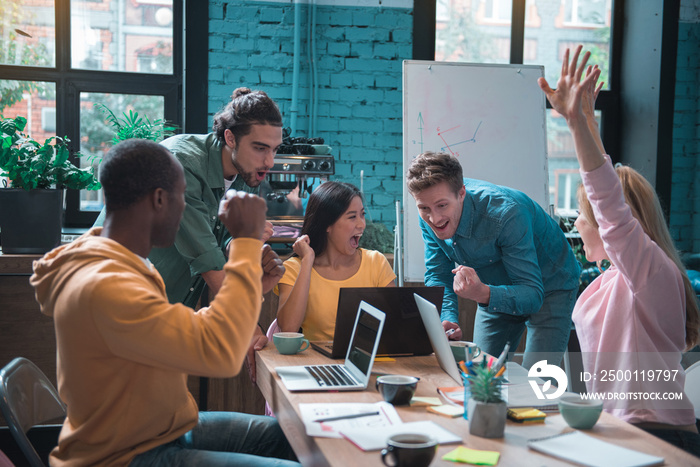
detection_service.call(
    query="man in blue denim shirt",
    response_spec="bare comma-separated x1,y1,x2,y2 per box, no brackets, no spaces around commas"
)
407,152,580,368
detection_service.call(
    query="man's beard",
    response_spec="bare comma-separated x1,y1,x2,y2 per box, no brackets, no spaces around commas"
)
232,158,261,188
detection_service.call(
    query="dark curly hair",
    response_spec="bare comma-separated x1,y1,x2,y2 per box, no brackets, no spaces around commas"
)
100,139,180,211
212,87,283,144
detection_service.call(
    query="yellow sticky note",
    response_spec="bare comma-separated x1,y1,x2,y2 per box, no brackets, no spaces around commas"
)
409,396,442,407
427,404,465,418
442,446,500,465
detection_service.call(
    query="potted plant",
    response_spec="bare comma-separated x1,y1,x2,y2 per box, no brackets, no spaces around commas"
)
0,115,100,254
464,360,507,438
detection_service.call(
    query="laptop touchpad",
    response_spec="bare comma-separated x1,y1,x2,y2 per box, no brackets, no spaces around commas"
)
278,367,311,381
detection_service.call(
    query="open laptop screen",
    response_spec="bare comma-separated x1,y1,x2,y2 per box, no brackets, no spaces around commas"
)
347,308,382,376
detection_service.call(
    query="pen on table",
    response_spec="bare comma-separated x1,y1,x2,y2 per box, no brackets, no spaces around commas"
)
312,411,380,423
492,341,511,373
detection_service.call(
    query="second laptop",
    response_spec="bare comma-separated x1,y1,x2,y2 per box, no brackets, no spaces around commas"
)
310,286,444,359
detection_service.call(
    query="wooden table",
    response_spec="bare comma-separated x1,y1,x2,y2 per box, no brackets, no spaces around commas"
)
256,347,698,466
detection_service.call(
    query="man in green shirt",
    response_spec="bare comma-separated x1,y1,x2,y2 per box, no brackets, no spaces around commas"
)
96,87,284,380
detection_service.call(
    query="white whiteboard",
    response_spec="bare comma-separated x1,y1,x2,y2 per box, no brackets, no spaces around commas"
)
402,61,549,282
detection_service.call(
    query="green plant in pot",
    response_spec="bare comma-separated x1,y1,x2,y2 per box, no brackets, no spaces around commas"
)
0,115,100,254
464,360,507,438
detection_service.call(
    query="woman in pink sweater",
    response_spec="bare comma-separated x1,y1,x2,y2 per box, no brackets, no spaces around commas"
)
539,45,700,457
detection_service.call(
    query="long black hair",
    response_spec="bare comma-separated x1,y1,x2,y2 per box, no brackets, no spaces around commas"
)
301,181,363,256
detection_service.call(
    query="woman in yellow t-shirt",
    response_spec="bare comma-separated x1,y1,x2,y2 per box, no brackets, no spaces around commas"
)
276,181,396,341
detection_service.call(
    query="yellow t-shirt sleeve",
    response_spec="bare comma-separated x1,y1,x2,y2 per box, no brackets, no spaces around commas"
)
273,256,301,295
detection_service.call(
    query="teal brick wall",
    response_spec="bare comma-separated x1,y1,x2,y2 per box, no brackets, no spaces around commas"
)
207,0,698,251
208,1,412,228
671,3,700,253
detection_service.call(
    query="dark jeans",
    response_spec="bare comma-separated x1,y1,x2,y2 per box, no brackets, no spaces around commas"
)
641,426,700,460
130,411,300,466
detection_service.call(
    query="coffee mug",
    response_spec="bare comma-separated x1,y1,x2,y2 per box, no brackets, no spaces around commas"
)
381,433,437,467
273,332,310,355
376,375,419,406
558,393,603,429
449,341,481,363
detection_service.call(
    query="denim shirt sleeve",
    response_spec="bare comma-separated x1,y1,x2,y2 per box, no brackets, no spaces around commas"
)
420,218,459,323
488,207,545,316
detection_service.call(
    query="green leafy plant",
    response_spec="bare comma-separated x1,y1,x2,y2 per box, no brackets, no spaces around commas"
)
0,115,100,190
359,221,394,253
466,360,504,404
96,103,176,144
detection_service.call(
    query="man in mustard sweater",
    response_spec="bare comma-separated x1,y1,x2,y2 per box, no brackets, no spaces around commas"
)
30,139,299,466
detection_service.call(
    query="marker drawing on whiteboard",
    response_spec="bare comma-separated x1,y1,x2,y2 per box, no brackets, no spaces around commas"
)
438,120,483,156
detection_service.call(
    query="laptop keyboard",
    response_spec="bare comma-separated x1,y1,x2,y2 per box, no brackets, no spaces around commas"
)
305,364,358,387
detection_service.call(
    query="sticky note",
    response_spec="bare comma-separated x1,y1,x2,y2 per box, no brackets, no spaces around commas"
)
442,446,500,465
427,404,464,418
410,396,442,407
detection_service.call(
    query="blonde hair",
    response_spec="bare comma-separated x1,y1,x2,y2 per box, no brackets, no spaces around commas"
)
577,166,699,350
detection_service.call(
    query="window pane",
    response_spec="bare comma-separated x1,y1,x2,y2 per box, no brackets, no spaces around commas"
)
524,0,612,90
0,79,56,140
0,0,55,67
435,0,511,64
548,109,601,214
79,92,165,211
71,0,173,74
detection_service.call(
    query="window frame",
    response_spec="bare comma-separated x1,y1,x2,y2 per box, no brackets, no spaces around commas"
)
414,0,624,178
0,0,185,227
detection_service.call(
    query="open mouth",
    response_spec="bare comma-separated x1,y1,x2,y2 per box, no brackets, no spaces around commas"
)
256,170,268,181
350,234,362,249
433,220,449,231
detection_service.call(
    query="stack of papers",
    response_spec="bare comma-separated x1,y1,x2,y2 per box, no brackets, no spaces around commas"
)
342,421,462,451
298,402,402,439
298,402,463,451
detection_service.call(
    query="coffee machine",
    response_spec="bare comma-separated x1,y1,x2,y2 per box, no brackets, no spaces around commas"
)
261,143,334,242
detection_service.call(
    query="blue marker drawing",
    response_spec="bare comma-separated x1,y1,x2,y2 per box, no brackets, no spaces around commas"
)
439,120,483,154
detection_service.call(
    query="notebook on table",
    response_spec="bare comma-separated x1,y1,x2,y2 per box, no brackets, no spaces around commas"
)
275,300,386,392
310,286,444,359
528,431,664,467
414,293,463,385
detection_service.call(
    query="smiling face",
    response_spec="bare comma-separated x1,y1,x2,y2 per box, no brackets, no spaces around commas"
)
412,181,466,240
325,195,366,256
224,123,282,187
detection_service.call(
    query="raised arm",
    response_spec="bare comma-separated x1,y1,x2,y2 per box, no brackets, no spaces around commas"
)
276,234,315,332
581,64,605,155
537,45,606,172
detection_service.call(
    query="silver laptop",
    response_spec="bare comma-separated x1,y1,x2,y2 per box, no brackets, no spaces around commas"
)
275,300,386,392
414,293,463,385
